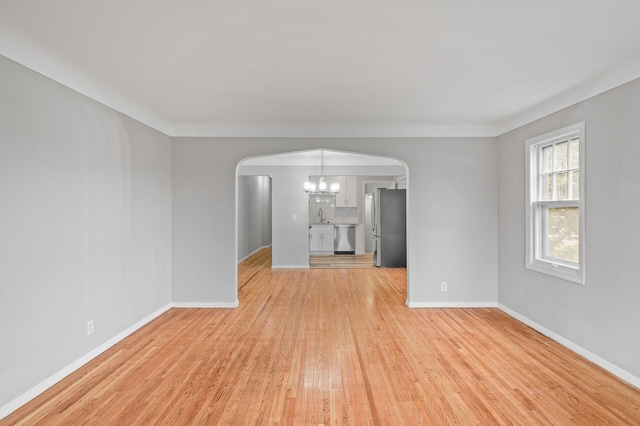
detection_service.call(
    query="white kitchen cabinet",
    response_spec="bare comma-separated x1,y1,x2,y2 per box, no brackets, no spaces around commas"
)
335,176,357,207
309,225,334,253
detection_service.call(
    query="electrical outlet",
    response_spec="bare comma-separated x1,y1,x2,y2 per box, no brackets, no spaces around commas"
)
440,281,447,292
87,320,94,335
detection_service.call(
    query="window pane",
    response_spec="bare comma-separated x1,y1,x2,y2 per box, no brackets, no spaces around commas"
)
570,137,579,169
540,174,552,200
546,206,579,263
556,172,568,200
570,171,579,200
542,145,553,173
555,141,568,171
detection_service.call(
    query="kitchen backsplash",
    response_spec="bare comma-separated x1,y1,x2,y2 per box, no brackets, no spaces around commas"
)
309,195,358,224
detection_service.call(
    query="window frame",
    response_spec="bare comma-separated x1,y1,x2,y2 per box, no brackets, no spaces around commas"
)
525,122,586,285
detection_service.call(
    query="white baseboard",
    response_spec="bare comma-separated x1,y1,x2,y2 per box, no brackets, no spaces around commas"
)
171,301,239,308
406,301,498,308
237,244,271,264
271,265,310,269
498,304,640,390
0,303,172,421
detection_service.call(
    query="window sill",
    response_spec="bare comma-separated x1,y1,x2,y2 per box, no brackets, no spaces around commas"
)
525,261,584,285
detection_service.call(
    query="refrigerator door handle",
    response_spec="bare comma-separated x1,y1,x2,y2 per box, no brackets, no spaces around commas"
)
371,194,376,233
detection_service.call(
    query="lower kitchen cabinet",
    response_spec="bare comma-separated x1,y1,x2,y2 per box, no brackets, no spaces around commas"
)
309,225,334,253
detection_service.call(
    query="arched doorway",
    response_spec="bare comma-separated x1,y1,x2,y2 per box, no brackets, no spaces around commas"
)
236,149,409,300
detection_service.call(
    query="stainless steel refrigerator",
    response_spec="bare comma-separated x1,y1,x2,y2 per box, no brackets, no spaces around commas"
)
372,188,406,268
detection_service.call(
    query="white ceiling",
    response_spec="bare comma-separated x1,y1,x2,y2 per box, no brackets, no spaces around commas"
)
2,1,640,138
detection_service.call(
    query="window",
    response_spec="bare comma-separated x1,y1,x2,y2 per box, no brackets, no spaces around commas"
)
525,122,585,284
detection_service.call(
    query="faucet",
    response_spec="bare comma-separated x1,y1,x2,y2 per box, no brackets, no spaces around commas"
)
318,208,324,223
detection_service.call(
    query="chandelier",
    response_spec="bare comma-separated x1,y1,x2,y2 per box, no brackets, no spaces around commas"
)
303,149,340,195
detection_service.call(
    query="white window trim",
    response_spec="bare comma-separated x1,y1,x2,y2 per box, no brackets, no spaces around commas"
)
525,121,586,285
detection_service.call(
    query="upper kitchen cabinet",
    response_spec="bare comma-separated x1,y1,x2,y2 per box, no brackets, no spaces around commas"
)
335,176,357,207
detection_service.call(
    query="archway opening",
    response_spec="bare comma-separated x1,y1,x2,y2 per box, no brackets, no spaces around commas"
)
236,149,409,301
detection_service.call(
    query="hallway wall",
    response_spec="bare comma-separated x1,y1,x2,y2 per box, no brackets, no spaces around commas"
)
237,175,272,262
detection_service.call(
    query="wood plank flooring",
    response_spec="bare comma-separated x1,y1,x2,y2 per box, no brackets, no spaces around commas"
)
3,247,640,424
310,253,376,269
238,247,273,289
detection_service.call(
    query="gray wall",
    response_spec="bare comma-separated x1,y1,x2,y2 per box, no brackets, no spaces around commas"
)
497,77,640,379
172,138,498,305
237,175,272,261
0,56,173,407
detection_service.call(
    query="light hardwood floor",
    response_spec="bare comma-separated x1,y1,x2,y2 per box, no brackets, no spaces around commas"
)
3,247,640,424
309,253,376,269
